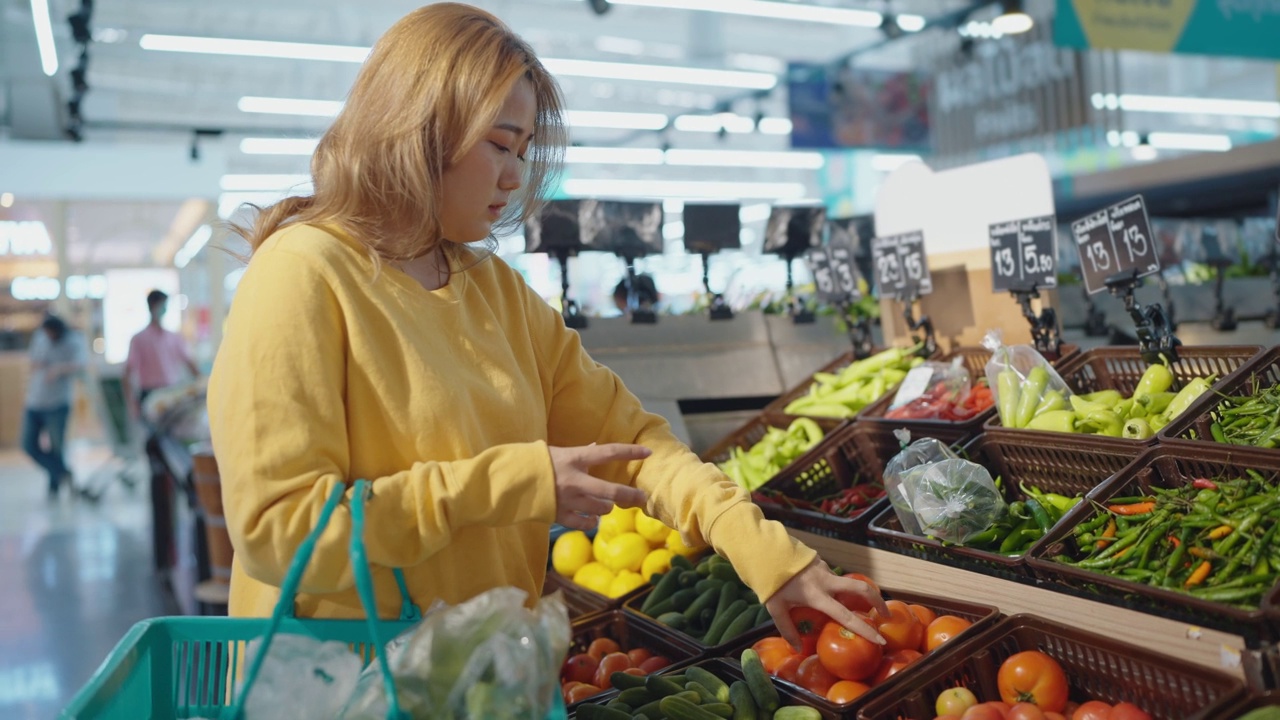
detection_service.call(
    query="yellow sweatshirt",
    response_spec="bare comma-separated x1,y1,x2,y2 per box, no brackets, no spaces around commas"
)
208,223,815,620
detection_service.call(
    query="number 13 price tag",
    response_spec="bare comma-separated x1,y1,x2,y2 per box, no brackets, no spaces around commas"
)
803,239,862,305
1071,194,1160,295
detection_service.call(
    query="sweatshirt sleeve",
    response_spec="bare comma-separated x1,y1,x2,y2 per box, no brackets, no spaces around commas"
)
209,240,558,595
522,282,815,602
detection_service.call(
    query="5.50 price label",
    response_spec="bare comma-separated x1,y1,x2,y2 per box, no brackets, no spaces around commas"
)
1071,194,1160,295
989,214,1058,293
872,230,932,300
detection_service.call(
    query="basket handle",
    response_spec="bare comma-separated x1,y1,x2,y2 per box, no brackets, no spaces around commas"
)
227,480,415,720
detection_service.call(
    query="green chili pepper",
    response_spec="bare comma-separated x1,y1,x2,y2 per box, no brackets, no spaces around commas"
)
1015,366,1050,429
997,368,1021,427
1133,363,1174,400
1025,498,1053,533
1210,422,1228,443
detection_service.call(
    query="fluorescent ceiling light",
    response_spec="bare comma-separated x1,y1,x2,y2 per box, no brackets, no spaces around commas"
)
663,222,685,240
1131,145,1159,161
871,153,922,172
740,203,772,223
562,178,807,200
663,200,685,213
566,147,665,164
565,110,669,130
174,225,213,269
0,193,13,208
594,36,646,56
665,148,824,169
606,0,883,27
1106,130,1121,147
220,174,312,192
239,95,343,117
756,118,793,135
727,53,786,74
1147,132,1233,152
896,14,927,32
1092,93,1280,118
991,12,1033,35
30,0,58,76
240,137,320,155
1121,131,1140,147
140,33,369,62
541,58,775,89
674,113,756,134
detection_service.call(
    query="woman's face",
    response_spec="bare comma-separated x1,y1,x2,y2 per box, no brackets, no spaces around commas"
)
439,78,536,244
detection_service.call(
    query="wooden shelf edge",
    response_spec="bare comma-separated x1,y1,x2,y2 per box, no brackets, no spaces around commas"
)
789,529,1248,680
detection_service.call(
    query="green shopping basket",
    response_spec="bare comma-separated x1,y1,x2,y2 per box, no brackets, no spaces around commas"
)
61,480,570,720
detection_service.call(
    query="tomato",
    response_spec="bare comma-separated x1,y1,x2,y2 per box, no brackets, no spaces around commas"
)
593,652,632,688
561,653,598,685
638,655,670,673
794,654,840,696
566,684,604,704
909,603,938,627
961,705,1007,720
1008,702,1047,720
754,636,799,675
872,600,925,654
817,621,883,681
1108,703,1151,720
827,679,872,704
1044,714,1067,720
873,649,923,685
936,687,979,716
998,651,1068,712
926,616,974,652
620,667,645,679
626,648,653,666
789,607,832,656
1062,703,1080,718
561,681,583,704
839,572,881,612
936,716,963,720
776,654,805,684
1071,701,1113,720
586,637,621,661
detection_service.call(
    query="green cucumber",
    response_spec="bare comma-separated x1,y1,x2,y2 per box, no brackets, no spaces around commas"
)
685,681,717,704
718,603,761,644
682,586,720,623
656,611,689,631
633,699,667,719
673,690,702,704
694,578,725,595
771,707,822,720
685,666,730,703
671,554,694,572
728,681,758,720
646,673,687,699
678,570,701,588
611,671,648,690
702,599,747,646
701,704,734,719
669,588,700,612
739,649,779,714
753,604,771,627
618,687,655,706
574,704,631,720
713,581,739,617
643,571,681,614
709,564,740,584
659,696,721,720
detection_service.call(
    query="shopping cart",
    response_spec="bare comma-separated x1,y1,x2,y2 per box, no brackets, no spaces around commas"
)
73,369,143,502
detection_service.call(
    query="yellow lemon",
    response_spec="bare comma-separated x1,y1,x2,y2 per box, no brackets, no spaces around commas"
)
572,561,616,595
640,548,675,581
597,506,638,540
592,530,611,562
599,532,650,574
666,529,703,558
552,530,593,577
607,570,647,598
635,512,672,546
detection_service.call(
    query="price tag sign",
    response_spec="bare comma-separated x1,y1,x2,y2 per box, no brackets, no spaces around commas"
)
1072,195,1160,295
803,247,840,303
873,231,931,299
989,214,1057,292
871,234,904,298
803,240,863,305
827,238,862,301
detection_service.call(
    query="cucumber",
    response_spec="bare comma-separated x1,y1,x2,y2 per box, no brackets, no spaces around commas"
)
659,696,721,720
678,570,701,589
634,715,652,720
709,563,739,584
701,704,734,719
611,671,649,690
713,582,739,618
695,558,714,576
682,587,719,624
707,554,730,568
718,603,761,644
656,611,689,631
673,690,702,704
605,697,630,709
633,699,667,719
771,707,822,720
574,704,631,720
646,673,687,699
643,571,681,614
753,604,771,627
739,649,780,714
671,554,694,572
618,687,655,706
696,607,716,634
669,588,700,612
694,578,726,595
728,681,758,720
666,675,688,687
685,666,730,703
684,681,717,704
702,599,747,646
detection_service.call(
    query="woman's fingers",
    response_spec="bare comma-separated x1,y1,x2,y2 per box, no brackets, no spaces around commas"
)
767,601,802,652
574,442,653,467
810,594,885,646
557,511,599,531
830,574,889,617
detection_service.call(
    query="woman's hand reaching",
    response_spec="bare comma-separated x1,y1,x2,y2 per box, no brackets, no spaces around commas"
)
549,443,649,530
766,558,889,648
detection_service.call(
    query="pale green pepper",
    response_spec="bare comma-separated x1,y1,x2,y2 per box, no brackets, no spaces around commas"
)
1069,395,1113,416
997,369,1021,427
1123,418,1154,440
1133,361,1174,400
1080,389,1123,407
1026,409,1078,433
1081,409,1123,437
1034,389,1066,418
1164,377,1213,421
1015,366,1050,428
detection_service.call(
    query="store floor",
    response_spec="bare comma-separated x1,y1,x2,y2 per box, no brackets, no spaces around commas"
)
0,441,169,720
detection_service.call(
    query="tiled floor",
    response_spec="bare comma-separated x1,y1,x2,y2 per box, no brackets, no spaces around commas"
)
0,441,170,720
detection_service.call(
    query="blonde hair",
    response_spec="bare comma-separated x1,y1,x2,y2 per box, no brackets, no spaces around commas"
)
232,3,567,262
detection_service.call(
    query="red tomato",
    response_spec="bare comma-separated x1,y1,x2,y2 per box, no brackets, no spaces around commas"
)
1044,714,1067,720
998,651,1068,712
593,652,632,689
776,654,805,684
753,636,799,675
638,655,670,674
586,637,621,661
620,667,645,679
872,600,925,654
839,572,881,612
1108,703,1151,720
986,702,1013,714
909,604,938,627
795,655,840,697
961,705,1007,720
561,681,583,704
872,649,923,685
817,621,883,681
561,654,598,685
936,687,979,716
626,648,653,666
789,607,832,656
1008,702,1047,720
936,716,963,720
926,616,974,652
1062,703,1080,718
1071,701,1113,720
827,679,872,704
566,684,604,704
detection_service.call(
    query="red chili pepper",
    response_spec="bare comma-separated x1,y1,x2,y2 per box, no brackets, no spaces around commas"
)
1192,478,1218,490
1167,534,1181,548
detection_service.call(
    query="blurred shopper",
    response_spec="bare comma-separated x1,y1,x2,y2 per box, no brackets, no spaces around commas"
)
209,2,886,648
22,314,85,499
612,273,660,316
123,290,200,419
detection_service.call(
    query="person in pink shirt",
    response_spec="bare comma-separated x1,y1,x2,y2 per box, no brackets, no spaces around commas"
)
123,290,200,418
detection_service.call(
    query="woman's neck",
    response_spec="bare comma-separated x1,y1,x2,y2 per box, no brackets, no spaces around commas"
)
398,246,450,292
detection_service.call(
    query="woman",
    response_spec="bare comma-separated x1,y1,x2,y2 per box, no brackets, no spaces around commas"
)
23,314,84,499
209,2,885,647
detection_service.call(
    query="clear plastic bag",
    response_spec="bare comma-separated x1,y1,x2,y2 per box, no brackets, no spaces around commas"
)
885,432,1005,543
982,329,1073,430
887,358,972,410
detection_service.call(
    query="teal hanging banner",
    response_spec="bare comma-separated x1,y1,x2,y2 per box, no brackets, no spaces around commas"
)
1055,0,1280,60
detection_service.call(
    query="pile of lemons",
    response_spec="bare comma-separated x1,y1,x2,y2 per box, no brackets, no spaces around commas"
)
551,506,702,598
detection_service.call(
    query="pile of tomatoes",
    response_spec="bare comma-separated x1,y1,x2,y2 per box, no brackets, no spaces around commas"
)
750,574,973,705
931,650,1152,720
559,637,673,705
884,380,994,421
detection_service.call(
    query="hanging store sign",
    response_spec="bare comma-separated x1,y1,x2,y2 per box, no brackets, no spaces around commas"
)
0,221,52,256
930,20,1089,156
788,63,932,151
1055,0,1280,61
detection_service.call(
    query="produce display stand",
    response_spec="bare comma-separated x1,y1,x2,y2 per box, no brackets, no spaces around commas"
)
1161,345,1280,450
564,609,706,713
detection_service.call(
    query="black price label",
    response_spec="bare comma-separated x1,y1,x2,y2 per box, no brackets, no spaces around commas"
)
1072,195,1160,295
873,231,931,300
989,214,1057,293
828,239,861,301
804,247,839,303
803,240,862,305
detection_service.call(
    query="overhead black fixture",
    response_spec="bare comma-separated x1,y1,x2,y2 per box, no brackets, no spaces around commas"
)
880,12,904,39
68,5,93,45
992,0,1034,35
587,0,611,15
189,128,224,162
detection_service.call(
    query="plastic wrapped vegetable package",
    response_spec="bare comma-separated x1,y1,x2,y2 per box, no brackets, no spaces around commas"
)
983,329,1074,430
885,432,1006,544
